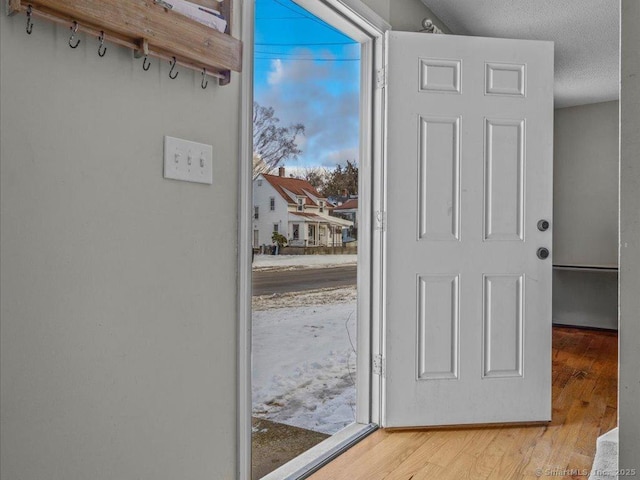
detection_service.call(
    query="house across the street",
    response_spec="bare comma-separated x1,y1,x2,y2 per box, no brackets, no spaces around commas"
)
252,167,353,249
332,197,358,243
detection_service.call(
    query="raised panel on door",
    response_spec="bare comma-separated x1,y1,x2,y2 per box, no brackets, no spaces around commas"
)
418,116,461,241
482,274,524,378
485,62,526,97
417,275,459,380
484,118,525,241
384,31,553,427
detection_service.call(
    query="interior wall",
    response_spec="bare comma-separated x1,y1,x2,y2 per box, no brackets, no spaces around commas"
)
552,101,619,330
389,0,451,33
619,0,640,468
360,0,390,22
553,101,619,267
0,9,240,480
361,0,450,33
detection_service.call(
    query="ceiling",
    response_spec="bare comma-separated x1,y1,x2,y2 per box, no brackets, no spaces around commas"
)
421,0,619,108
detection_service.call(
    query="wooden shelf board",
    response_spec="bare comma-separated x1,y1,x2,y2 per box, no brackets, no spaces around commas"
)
8,0,241,84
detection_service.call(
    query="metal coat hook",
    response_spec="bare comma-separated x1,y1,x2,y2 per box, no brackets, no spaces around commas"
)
97,31,107,57
26,5,33,35
201,68,208,89
142,56,151,71
68,21,80,48
168,56,179,79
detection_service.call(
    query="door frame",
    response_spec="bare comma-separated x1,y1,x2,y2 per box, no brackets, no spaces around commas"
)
238,1,390,478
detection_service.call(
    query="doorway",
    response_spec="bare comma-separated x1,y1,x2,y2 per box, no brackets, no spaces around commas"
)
240,0,386,478
241,2,623,479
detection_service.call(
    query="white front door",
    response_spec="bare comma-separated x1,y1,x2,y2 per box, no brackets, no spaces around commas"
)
383,32,554,427
308,224,316,245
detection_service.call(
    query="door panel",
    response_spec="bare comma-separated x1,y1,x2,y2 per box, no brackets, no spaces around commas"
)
484,118,525,241
482,274,524,378
418,116,461,241
384,32,554,427
417,274,459,380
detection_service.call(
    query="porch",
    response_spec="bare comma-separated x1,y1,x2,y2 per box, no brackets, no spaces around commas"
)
287,212,353,248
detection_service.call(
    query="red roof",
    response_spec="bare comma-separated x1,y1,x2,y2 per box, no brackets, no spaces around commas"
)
262,173,325,206
289,212,325,219
334,198,358,210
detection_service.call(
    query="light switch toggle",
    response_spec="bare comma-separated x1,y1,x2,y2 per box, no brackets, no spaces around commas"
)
164,136,213,185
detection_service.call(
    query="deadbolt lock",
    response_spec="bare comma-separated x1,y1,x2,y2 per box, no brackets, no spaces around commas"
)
537,247,550,260
537,219,550,232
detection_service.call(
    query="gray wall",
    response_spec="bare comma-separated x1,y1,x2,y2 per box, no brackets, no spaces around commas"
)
553,101,619,267
620,0,640,468
361,0,450,33
552,101,619,329
0,9,240,480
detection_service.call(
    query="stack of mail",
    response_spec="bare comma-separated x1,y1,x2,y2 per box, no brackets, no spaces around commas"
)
158,0,227,33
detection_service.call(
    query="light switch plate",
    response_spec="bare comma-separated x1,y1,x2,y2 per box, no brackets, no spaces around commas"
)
164,136,213,185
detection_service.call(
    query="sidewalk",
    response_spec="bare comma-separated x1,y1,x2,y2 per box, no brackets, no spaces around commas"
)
252,254,357,271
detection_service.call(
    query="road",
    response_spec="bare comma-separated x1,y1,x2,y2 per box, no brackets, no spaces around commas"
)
252,265,357,295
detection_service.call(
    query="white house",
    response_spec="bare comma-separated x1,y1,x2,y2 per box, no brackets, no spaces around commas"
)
332,197,358,242
252,167,353,248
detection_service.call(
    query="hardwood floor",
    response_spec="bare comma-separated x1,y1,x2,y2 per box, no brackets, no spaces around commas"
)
309,327,618,480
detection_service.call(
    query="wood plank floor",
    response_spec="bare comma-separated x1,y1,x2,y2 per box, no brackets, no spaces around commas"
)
309,327,618,480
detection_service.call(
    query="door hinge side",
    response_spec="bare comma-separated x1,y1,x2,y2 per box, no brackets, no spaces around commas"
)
375,210,387,231
376,66,387,89
373,354,385,377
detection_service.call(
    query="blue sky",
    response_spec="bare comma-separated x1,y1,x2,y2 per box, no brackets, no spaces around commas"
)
254,0,360,171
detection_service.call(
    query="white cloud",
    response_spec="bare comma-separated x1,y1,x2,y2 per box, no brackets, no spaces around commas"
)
267,59,284,86
321,148,359,167
257,56,360,169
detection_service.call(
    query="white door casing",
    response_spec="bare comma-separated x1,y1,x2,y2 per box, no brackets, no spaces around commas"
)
383,32,554,427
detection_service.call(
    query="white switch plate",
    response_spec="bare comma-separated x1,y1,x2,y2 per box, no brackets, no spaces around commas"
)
164,136,213,185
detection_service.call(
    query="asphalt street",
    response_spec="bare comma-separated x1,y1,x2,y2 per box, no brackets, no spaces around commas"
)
252,265,357,296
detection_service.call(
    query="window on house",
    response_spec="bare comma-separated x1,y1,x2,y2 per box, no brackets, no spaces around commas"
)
297,198,304,212
257,180,263,186
273,223,279,233
292,223,299,240
270,197,275,211
319,201,324,213
254,206,259,219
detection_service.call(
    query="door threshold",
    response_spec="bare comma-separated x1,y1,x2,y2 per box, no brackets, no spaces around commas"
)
383,420,551,432
260,422,378,480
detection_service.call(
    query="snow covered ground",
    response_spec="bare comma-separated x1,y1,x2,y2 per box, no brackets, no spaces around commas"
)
252,286,357,435
253,254,357,271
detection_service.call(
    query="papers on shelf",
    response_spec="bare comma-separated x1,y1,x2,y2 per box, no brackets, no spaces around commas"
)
161,0,227,33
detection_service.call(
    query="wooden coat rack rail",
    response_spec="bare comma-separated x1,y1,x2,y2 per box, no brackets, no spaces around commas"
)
7,0,242,85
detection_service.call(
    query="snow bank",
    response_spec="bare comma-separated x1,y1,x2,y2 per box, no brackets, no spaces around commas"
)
252,297,357,435
252,254,357,271
252,286,357,311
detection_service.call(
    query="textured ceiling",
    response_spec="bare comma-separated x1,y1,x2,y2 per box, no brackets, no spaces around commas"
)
421,0,619,108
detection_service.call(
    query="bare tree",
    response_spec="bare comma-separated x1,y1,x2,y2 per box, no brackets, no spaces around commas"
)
299,166,329,192
253,102,305,177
